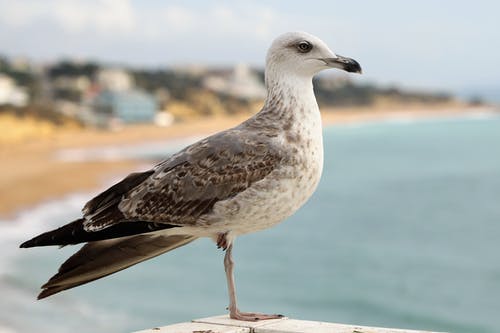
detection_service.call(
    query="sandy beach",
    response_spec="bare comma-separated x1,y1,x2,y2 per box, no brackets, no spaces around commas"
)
0,105,495,218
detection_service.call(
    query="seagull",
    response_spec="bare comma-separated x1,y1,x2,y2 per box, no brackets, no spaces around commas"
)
20,31,361,321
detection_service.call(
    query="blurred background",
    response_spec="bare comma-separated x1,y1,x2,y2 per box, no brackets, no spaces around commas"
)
0,1,499,332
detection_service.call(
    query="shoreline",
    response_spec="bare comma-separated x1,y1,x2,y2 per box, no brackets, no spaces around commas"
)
0,105,497,219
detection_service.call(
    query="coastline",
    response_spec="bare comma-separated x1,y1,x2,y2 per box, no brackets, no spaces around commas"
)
0,105,496,218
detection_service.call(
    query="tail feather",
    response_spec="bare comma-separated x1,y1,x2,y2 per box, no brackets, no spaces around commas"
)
38,234,197,299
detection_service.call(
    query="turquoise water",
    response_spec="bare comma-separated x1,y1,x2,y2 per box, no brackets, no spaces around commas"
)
1,114,500,332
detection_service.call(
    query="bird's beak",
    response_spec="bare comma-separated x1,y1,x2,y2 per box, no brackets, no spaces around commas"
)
321,55,362,74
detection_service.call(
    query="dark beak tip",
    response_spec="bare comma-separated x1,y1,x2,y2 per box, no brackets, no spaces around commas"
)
346,60,362,74
347,66,362,74
323,56,362,74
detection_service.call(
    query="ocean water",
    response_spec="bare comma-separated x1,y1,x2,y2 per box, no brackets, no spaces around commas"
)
1,113,500,333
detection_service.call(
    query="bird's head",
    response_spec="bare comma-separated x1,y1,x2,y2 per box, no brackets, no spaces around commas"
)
266,31,362,79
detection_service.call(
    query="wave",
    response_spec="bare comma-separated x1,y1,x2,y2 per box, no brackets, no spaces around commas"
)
0,192,135,333
330,109,500,130
0,193,87,271
55,136,202,163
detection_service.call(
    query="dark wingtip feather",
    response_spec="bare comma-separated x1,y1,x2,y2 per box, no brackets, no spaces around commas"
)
19,218,176,248
37,286,66,300
20,232,54,248
18,219,85,248
19,240,32,248
37,291,49,300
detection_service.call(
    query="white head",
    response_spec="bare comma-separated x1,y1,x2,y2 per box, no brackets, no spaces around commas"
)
266,31,361,80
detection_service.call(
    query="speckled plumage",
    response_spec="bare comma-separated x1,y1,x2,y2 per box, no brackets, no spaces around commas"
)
20,32,361,313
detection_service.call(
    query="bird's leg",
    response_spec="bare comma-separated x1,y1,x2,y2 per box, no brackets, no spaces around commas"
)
217,233,229,250
223,242,284,321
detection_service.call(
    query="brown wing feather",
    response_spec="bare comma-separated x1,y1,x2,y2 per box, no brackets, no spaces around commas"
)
81,170,154,231
83,129,284,231
83,170,154,215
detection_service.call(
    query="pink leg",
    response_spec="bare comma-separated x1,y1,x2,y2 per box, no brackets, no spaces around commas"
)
223,243,284,321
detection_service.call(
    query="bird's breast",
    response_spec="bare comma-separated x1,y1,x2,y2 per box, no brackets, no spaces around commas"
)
204,113,324,236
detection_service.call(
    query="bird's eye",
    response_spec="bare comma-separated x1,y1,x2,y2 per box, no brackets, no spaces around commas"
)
297,41,313,53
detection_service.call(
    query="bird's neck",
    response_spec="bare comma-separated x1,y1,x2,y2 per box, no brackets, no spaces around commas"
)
250,73,320,127
266,71,317,106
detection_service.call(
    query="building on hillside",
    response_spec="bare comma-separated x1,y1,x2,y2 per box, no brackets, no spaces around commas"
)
96,68,133,91
87,90,158,128
0,74,29,107
52,75,91,92
203,63,266,100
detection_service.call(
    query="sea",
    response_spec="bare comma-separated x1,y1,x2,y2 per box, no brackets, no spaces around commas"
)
1,112,499,333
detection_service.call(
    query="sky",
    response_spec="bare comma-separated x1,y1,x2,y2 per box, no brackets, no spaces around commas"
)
0,0,499,96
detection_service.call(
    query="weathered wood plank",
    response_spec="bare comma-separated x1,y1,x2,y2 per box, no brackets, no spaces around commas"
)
133,321,249,333
134,315,447,333
193,314,287,329
253,319,443,333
